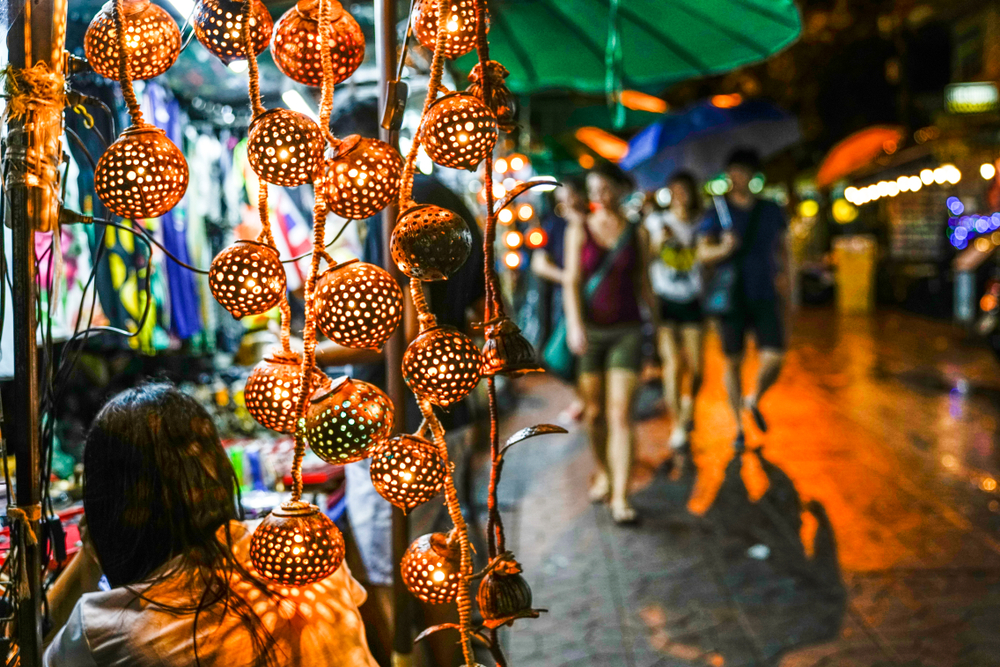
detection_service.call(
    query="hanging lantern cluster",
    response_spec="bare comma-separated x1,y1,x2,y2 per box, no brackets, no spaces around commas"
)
400,532,462,604
193,0,273,63
370,434,447,512
421,92,499,171
244,351,302,433
305,376,394,464
412,0,483,59
402,325,482,407
249,501,345,586
84,0,181,80
246,108,326,187
390,205,473,281
314,260,403,351
321,136,404,220
209,240,286,319
272,0,365,87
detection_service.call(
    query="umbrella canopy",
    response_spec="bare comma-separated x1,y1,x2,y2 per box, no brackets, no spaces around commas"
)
454,0,802,95
619,98,801,191
816,125,906,187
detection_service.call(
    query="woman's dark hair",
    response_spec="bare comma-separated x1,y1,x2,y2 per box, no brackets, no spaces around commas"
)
668,170,703,219
588,161,634,190
84,383,276,666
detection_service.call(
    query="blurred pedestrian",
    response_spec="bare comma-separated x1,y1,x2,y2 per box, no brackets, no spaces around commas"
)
698,149,787,451
645,171,705,452
564,163,657,523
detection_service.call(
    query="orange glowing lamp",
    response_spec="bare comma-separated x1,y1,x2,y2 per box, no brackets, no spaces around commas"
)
525,228,547,249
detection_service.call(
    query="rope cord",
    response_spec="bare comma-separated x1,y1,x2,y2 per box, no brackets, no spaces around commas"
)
317,0,338,147
113,0,145,126
242,0,266,118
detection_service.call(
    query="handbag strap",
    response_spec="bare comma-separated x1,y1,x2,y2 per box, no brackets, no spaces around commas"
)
583,222,635,301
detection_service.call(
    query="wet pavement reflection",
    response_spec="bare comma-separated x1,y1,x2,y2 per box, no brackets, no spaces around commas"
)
479,309,1000,666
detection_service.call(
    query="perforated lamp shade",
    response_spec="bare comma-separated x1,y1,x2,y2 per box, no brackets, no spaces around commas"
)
321,135,403,219
370,434,446,513
304,376,394,464
412,0,481,59
314,261,403,351
244,351,302,433
209,240,287,319
400,532,462,604
193,0,273,64
390,204,473,281
246,108,325,187
271,0,365,88
84,0,181,80
402,325,482,407
249,501,344,586
421,93,498,171
94,125,189,219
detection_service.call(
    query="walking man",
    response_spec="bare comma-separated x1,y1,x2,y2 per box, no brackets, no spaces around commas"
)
698,149,787,451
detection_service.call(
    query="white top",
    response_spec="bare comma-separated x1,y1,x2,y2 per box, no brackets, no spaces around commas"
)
44,522,378,667
643,209,701,303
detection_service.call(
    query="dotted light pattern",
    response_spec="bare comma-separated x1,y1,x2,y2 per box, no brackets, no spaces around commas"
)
209,240,287,319
249,502,344,586
84,0,181,81
370,435,447,512
314,261,403,351
421,93,498,171
304,377,394,464
402,325,482,407
193,0,273,64
244,352,302,433
401,532,461,604
271,0,364,88
321,136,403,219
390,204,472,281
94,126,189,219
412,0,482,59
247,108,325,187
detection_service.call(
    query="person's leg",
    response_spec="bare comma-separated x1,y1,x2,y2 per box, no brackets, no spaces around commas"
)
745,300,786,432
718,313,747,449
606,367,638,520
578,371,609,501
679,323,704,430
656,323,685,447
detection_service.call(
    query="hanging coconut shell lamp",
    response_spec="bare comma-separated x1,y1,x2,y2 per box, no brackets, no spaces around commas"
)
420,92,498,171
370,434,447,513
93,0,188,220
84,0,181,81
245,108,326,187
193,0,273,63
390,205,473,281
304,376,394,464
412,0,483,59
313,260,403,351
482,316,542,377
244,350,303,433
209,240,286,319
249,501,345,586
271,0,365,88
402,325,482,407
401,532,462,604
321,135,404,219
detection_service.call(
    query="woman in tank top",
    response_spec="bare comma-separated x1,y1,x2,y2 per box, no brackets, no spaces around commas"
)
563,163,657,524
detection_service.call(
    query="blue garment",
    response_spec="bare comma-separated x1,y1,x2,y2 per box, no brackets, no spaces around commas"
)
699,198,786,302
541,212,568,269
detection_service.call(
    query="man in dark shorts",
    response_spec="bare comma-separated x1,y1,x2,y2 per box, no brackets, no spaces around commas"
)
698,149,787,451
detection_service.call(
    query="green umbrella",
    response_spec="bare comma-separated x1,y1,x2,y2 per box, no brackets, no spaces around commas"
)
455,0,801,95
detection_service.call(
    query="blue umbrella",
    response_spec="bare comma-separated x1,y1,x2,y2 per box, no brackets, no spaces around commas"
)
620,98,801,190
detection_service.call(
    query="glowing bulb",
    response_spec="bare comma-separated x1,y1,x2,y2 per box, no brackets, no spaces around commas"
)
493,183,506,199
975,237,991,253
518,204,533,221
509,156,525,171
228,60,249,73
945,165,961,184
503,251,521,269
982,163,997,180
494,158,508,173
526,229,546,248
498,208,514,224
920,169,934,185
798,200,819,218
505,231,523,249
886,182,899,197
432,569,446,582
844,186,858,203
897,176,910,192
908,176,922,191
933,168,946,185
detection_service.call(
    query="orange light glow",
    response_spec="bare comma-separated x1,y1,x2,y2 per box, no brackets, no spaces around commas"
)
711,93,743,109
574,127,629,162
498,209,514,224
503,251,521,269
578,154,596,169
525,228,547,248
981,294,997,312
509,155,526,171
518,204,534,221
619,90,668,114
504,230,523,249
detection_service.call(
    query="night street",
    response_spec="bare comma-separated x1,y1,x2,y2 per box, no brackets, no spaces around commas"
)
484,308,1000,667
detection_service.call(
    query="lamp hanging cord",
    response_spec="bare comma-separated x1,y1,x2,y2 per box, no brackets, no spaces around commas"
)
242,0,266,119
113,0,145,126
317,0,338,147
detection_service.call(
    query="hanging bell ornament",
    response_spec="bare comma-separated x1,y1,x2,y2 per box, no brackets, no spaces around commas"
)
271,0,364,88
84,0,181,81
400,532,462,604
402,325,482,407
412,0,483,59
305,376,394,464
314,260,403,351
209,240,287,319
193,0,273,64
94,125,189,219
321,135,403,219
467,60,517,133
244,350,302,433
420,92,498,171
390,205,472,281
370,434,446,513
477,556,535,627
249,501,345,586
246,108,325,187
482,317,542,377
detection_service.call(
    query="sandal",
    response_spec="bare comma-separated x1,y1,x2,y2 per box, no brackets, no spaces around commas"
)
610,501,638,525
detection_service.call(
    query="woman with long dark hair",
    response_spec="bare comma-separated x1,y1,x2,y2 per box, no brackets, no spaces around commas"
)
564,163,657,524
44,383,377,667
